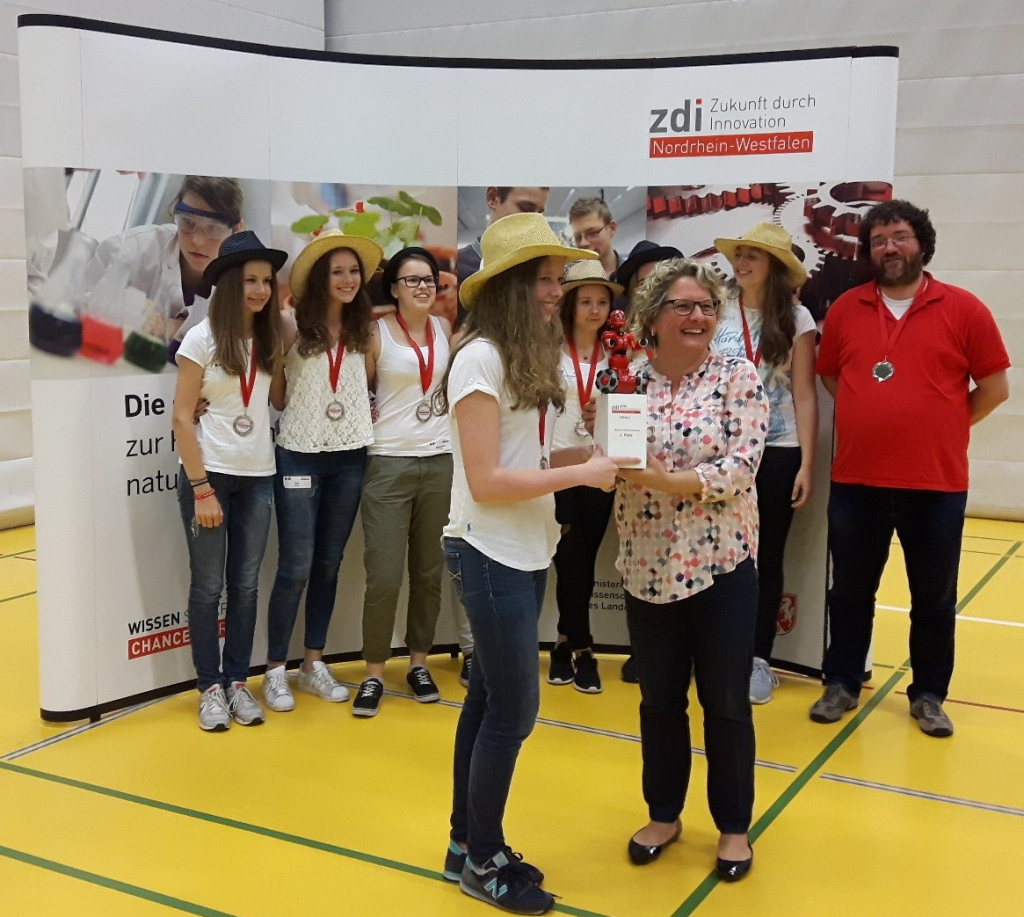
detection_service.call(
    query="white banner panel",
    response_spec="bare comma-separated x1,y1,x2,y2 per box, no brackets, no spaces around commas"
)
19,15,897,718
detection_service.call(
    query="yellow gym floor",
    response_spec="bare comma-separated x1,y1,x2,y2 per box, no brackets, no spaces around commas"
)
1,520,1022,916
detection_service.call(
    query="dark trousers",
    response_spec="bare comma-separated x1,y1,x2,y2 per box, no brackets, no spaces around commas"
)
824,482,967,702
552,485,615,650
753,446,802,660
625,559,757,835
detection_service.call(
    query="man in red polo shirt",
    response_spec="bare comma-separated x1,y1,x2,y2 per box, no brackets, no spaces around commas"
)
813,199,1009,737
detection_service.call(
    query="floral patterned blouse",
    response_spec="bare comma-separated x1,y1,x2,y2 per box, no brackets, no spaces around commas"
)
615,353,768,603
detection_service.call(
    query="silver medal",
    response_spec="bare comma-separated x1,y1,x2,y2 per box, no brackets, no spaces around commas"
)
872,360,895,382
326,400,345,421
415,401,432,422
575,420,590,438
232,414,254,436
540,456,550,470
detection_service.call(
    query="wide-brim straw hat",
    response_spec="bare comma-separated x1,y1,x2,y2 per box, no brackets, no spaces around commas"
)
204,230,287,285
714,223,808,288
614,240,683,290
560,258,624,297
459,213,597,309
289,229,384,302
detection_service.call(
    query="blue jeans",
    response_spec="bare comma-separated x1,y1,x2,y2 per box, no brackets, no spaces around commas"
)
824,482,967,702
177,471,274,691
443,537,546,864
266,446,367,662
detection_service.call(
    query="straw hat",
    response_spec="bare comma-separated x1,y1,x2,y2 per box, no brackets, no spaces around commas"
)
560,259,624,297
459,213,597,308
204,230,287,285
614,240,683,290
289,230,384,302
714,223,808,288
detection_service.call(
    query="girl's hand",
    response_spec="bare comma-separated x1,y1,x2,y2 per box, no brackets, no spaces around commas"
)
193,489,223,529
192,398,210,424
578,447,621,491
580,397,598,436
791,466,813,508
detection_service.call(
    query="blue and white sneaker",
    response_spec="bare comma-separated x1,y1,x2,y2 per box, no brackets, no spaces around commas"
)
459,849,553,914
443,841,544,885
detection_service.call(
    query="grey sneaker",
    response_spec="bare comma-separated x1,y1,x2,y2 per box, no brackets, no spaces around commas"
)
460,849,553,914
226,682,265,726
262,665,295,713
809,683,858,723
296,661,350,702
749,657,779,705
910,694,954,738
198,684,231,732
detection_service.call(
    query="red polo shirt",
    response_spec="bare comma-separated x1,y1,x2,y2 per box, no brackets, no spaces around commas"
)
817,274,1009,492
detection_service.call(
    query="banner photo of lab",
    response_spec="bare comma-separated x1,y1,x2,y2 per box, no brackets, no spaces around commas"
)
645,181,892,321
25,168,272,379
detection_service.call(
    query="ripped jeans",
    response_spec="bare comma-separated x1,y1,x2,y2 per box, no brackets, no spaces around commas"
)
177,471,274,691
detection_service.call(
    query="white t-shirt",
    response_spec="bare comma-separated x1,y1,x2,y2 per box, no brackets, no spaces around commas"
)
881,291,914,319
370,316,451,456
176,319,275,476
443,338,560,571
553,347,609,450
712,292,816,448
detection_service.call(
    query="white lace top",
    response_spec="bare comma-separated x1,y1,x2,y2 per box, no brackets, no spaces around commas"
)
275,340,374,453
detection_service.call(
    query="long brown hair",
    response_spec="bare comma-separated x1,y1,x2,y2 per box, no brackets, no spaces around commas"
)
435,258,565,413
559,285,613,341
295,247,373,357
208,264,281,376
753,256,797,367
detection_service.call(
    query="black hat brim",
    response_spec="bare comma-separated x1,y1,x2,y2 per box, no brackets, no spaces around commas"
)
615,245,683,290
204,247,288,286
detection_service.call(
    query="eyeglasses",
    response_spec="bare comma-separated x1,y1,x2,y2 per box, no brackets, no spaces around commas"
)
173,212,234,241
395,275,438,289
663,299,719,316
573,225,609,245
869,232,916,251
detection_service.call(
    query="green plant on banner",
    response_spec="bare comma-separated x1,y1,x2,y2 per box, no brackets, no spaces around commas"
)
290,191,443,259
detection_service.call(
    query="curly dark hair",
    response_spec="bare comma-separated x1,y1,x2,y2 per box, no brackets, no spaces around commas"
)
858,199,936,266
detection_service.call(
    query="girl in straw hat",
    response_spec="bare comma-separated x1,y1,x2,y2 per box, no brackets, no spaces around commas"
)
260,230,383,714
712,222,817,705
436,213,620,914
353,246,454,718
547,260,624,695
170,231,286,731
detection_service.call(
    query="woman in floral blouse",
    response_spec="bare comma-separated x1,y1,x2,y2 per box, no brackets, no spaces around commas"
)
616,258,767,883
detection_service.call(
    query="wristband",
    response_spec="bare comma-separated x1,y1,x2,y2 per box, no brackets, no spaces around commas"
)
190,477,209,489
194,490,217,501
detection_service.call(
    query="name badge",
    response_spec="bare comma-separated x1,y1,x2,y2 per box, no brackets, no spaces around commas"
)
282,475,312,489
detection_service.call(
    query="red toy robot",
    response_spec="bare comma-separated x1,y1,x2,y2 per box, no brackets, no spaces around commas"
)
596,310,650,394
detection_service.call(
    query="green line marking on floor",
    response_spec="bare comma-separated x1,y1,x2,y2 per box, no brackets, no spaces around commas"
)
0,762,612,917
671,541,1017,916
956,541,1021,613
0,548,36,560
0,843,241,916
0,591,36,605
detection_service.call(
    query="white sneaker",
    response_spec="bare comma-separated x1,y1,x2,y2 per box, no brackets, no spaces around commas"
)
262,665,295,713
226,681,265,726
296,661,350,702
198,684,231,732
749,657,780,705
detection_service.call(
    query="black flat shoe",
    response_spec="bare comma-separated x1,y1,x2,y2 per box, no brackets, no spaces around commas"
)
627,821,681,865
716,846,753,882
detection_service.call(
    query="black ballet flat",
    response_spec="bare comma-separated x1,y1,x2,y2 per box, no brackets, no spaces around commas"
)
716,845,753,882
627,821,682,865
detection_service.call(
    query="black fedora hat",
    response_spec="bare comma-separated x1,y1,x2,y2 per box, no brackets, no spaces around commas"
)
204,230,287,285
380,246,440,305
615,240,683,290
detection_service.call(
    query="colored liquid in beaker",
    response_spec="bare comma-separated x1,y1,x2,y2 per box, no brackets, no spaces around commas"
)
80,315,125,364
29,303,82,357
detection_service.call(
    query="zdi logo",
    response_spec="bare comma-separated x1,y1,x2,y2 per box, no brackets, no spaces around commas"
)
650,99,703,134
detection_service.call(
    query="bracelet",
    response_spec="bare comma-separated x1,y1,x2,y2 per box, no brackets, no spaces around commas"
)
194,490,217,501
189,477,209,489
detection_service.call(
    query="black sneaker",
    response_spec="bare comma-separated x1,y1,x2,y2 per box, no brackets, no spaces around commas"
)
352,678,384,717
573,651,602,694
621,655,640,684
460,850,553,914
443,841,544,886
547,642,574,685
459,652,473,688
407,666,441,703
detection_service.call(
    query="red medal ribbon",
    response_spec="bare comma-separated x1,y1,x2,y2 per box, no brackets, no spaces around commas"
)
875,278,928,362
738,303,762,368
325,339,344,394
239,339,258,409
539,404,547,453
394,313,436,395
568,338,601,409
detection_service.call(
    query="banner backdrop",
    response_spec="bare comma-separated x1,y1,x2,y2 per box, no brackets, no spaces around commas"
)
19,16,898,719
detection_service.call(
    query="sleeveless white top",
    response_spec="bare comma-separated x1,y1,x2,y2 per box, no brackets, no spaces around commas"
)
276,339,374,453
369,316,451,456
